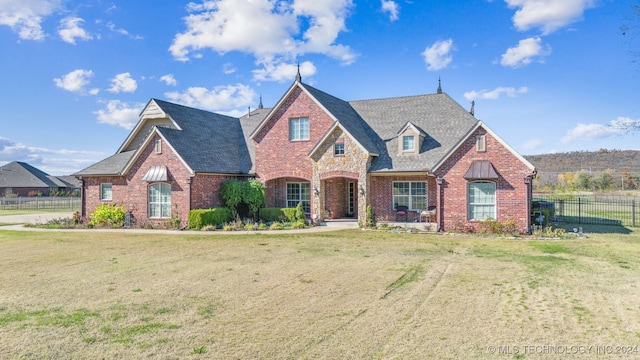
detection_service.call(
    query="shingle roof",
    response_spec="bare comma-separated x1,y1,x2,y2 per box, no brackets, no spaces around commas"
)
349,93,479,172
300,83,380,155
74,150,136,176
153,99,252,174
76,86,491,178
0,162,78,188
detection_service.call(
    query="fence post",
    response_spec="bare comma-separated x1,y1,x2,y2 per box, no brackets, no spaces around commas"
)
633,200,636,228
578,197,581,224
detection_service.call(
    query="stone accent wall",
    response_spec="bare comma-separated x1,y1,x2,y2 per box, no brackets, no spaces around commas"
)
435,127,533,232
311,128,371,222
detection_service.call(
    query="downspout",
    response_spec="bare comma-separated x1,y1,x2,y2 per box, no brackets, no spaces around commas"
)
524,170,537,233
436,176,444,232
79,177,85,220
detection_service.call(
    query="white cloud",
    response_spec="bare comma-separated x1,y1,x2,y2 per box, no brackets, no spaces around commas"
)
422,39,454,71
500,37,551,68
560,124,623,144
520,138,544,151
0,136,105,175
252,59,316,82
505,0,595,35
169,0,357,68
164,83,257,114
0,0,61,40
381,0,399,21
464,86,529,101
106,21,143,40
108,72,137,93
160,74,177,86
223,63,237,74
58,16,92,44
93,100,144,130
53,69,97,94
561,117,640,144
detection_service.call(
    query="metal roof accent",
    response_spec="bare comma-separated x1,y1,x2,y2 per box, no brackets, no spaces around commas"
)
463,160,499,180
141,165,168,182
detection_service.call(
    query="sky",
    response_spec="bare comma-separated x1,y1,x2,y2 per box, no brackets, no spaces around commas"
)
0,0,639,175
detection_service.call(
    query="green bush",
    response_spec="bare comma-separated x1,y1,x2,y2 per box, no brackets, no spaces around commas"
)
281,208,298,223
295,202,305,221
365,205,376,228
187,208,231,230
269,222,285,230
259,208,285,222
88,203,126,228
290,220,306,229
220,179,266,218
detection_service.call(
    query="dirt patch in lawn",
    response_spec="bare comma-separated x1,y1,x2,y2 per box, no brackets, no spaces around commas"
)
1,230,640,359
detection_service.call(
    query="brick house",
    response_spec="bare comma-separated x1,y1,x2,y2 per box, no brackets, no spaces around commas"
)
0,161,80,197
75,75,536,232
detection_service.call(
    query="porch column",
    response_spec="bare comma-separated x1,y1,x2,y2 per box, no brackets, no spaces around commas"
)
436,176,444,232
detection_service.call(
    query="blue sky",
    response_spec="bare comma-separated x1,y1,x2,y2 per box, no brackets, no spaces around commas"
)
0,0,638,175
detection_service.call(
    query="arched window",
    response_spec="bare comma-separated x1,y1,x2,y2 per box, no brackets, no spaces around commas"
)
468,181,496,221
149,183,171,218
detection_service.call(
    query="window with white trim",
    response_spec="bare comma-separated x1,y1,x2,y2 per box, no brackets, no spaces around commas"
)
289,117,310,141
286,182,310,213
155,139,162,154
468,181,496,221
334,143,345,156
393,181,426,210
402,136,415,151
149,182,171,218
100,183,112,201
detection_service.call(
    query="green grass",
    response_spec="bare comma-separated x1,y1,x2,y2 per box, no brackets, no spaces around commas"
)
1,228,640,358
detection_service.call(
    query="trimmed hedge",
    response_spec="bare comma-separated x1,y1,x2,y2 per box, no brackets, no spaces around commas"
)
259,207,285,222
188,208,231,230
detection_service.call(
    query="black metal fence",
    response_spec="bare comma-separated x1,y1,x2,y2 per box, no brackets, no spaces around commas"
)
532,194,638,227
0,196,81,211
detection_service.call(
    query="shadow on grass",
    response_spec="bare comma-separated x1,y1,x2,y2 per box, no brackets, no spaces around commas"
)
556,223,633,235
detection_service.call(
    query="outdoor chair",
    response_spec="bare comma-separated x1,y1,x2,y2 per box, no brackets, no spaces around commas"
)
395,205,409,222
420,206,437,222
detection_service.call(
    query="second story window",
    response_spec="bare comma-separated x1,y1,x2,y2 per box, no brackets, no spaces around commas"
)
334,143,345,156
289,117,310,141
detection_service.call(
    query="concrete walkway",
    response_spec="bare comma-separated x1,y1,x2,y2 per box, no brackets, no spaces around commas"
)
0,213,359,234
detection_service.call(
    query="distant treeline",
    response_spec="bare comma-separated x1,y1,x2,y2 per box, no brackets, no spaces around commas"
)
524,149,640,191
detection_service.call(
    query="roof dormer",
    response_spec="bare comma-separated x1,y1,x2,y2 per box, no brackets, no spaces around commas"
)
397,122,425,156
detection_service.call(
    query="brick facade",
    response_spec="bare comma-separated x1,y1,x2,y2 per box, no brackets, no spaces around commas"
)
80,84,534,232
82,134,238,227
434,127,533,232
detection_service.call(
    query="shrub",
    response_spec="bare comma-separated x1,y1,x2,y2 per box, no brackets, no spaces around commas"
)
290,220,306,229
364,205,376,228
269,222,285,230
295,202,305,221
259,208,284,222
187,208,231,230
88,203,126,228
281,208,298,223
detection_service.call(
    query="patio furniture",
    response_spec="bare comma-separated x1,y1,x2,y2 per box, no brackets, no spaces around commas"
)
395,205,409,222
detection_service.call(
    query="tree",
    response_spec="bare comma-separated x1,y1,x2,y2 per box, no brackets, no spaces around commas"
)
220,179,266,219
594,170,614,191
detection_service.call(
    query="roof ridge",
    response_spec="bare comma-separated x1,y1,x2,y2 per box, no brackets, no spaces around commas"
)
349,92,444,104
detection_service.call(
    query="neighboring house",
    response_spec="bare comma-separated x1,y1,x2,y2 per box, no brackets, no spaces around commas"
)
75,75,536,232
0,161,80,197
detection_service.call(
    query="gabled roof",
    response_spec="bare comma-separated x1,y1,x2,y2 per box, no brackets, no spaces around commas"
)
250,81,381,156
349,93,480,172
76,99,255,177
0,162,76,188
